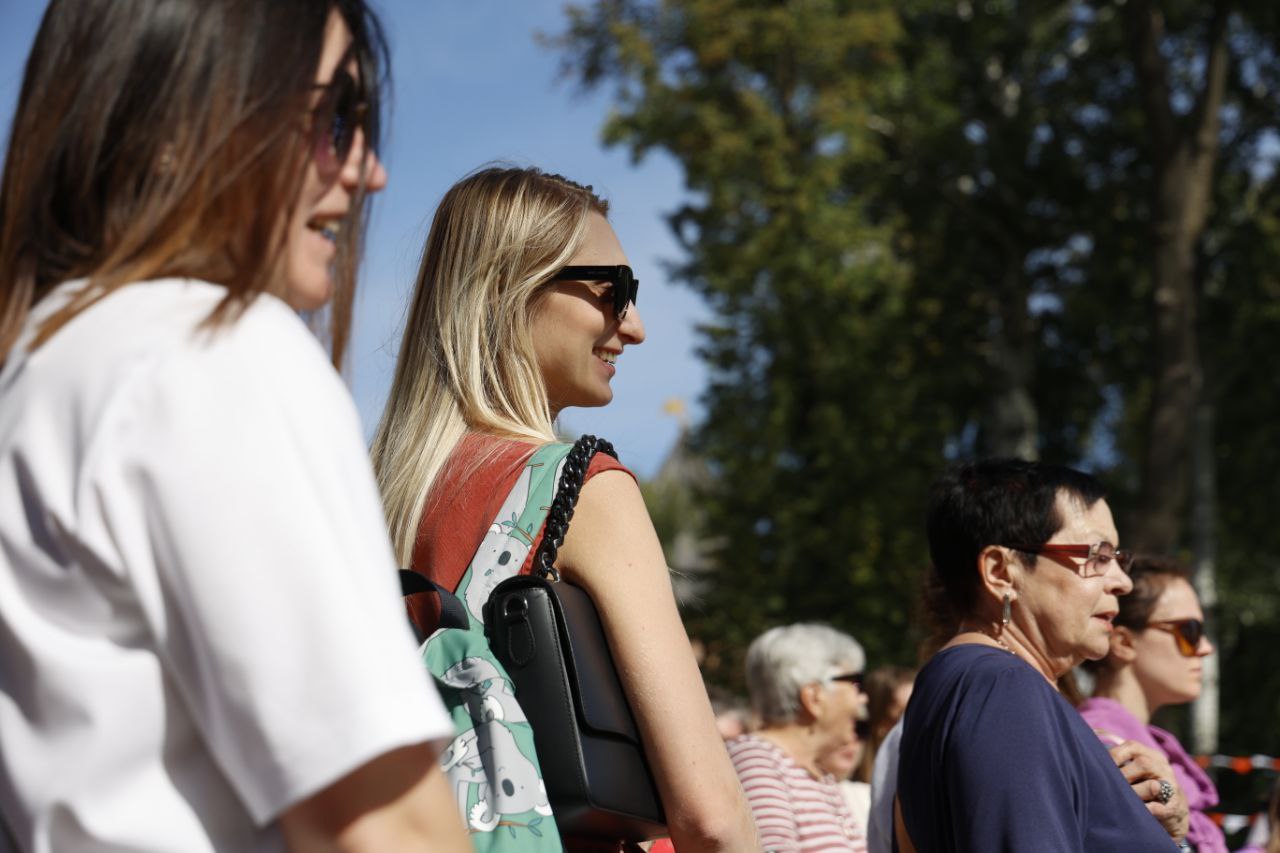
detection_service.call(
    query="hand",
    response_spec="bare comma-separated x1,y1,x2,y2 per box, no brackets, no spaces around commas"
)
1108,740,1190,842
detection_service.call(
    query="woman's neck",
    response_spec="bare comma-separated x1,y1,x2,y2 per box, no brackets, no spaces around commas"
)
1091,667,1153,725
755,724,826,779
950,623,1070,687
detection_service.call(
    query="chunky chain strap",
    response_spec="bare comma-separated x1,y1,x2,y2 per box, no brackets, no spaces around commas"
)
532,435,617,581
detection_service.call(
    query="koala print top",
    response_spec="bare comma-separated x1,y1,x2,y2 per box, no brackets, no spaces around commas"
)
406,432,631,636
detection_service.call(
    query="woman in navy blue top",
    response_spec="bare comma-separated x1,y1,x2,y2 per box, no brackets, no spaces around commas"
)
897,460,1187,852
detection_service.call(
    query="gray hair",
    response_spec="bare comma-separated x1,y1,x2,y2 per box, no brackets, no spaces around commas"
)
744,623,866,725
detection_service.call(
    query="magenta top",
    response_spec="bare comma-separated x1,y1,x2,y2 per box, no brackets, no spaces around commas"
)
1077,696,1227,853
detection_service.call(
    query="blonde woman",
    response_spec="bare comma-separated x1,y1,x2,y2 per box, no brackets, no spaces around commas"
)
373,166,758,851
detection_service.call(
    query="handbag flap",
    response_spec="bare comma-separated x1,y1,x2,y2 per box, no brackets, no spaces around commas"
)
543,580,644,744
488,438,644,744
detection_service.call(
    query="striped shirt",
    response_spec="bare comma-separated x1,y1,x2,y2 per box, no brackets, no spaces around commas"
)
728,733,868,852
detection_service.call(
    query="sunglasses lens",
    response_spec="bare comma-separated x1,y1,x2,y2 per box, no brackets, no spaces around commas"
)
314,71,364,172
1176,620,1204,655
613,267,637,320
331,78,358,162
832,672,864,688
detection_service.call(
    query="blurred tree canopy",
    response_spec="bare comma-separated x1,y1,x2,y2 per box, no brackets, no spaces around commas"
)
551,0,1280,772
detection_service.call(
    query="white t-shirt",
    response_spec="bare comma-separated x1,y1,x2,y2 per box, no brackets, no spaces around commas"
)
0,279,452,852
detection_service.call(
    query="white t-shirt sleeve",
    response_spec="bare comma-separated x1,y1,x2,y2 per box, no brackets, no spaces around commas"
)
81,298,451,825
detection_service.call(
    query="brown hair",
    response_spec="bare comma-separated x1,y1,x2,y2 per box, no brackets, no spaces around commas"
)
1112,555,1192,630
855,665,916,782
0,0,388,368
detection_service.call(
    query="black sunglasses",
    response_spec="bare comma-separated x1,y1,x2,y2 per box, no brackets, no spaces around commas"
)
829,671,865,689
311,68,369,177
1147,618,1206,657
552,265,639,321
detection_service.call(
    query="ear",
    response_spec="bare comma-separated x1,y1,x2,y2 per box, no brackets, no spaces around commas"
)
797,682,825,722
977,544,1018,607
1108,626,1139,665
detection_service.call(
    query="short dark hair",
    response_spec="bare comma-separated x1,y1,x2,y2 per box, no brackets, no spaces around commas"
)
925,458,1108,618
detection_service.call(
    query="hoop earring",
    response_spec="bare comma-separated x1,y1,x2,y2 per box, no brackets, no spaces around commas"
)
1002,593,1011,627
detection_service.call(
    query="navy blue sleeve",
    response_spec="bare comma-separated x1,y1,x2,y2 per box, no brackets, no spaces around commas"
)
942,664,1086,852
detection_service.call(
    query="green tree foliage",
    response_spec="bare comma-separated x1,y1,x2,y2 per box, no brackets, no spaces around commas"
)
553,0,1280,766
555,0,961,678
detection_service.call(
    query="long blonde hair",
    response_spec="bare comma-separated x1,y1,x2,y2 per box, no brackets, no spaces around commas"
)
371,166,608,564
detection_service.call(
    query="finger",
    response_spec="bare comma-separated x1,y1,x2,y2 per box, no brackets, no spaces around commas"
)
1132,777,1167,802
1125,745,1176,779
1120,758,1156,783
1147,778,1177,806
1109,740,1146,766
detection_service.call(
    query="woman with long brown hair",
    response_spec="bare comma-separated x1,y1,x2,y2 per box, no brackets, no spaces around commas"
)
1078,556,1226,852
0,1,467,849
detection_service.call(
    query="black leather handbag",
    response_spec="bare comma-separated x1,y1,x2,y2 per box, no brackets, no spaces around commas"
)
402,436,667,844
484,436,666,843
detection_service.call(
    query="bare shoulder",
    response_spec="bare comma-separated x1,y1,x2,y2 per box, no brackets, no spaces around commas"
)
557,468,666,589
578,467,645,509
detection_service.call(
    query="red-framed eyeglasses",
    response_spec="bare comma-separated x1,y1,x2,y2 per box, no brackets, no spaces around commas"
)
1003,542,1134,578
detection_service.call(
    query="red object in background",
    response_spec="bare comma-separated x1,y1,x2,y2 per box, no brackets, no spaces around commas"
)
649,840,675,853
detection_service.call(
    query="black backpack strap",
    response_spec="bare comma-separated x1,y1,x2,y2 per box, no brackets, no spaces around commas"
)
531,434,617,581
398,569,470,637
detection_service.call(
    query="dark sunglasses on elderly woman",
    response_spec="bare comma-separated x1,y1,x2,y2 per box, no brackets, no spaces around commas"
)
311,68,368,177
1147,619,1206,657
828,671,864,689
552,265,640,321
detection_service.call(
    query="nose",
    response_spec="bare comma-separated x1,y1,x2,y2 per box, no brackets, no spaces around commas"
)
1106,561,1133,596
1198,633,1215,656
340,128,388,194
619,301,645,345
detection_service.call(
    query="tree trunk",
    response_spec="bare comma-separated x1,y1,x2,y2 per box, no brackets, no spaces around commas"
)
1189,397,1219,754
982,252,1037,460
983,337,1038,460
1123,0,1229,552
1131,209,1201,552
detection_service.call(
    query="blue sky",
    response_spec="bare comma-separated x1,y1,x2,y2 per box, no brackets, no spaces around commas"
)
0,0,706,478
